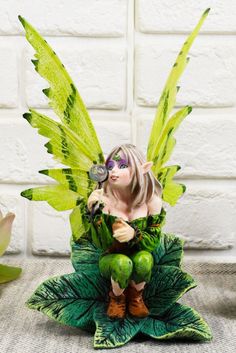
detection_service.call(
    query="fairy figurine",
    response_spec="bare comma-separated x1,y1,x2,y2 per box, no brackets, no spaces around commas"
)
86,144,164,319
19,9,212,349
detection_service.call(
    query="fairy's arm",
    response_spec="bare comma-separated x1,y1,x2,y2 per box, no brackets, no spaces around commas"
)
87,189,111,214
130,198,165,252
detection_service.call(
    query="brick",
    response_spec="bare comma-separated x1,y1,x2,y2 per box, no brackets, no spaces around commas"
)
0,47,18,108
0,188,25,254
137,114,236,178
137,1,236,33
0,0,127,37
0,119,131,183
31,203,71,255
25,42,126,109
96,121,131,156
163,182,236,250
135,36,236,107
0,119,60,184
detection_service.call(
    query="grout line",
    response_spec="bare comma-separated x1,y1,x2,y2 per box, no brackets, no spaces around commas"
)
2,31,236,38
126,0,135,144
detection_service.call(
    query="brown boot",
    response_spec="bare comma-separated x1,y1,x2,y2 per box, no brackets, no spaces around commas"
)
126,286,149,318
107,291,126,319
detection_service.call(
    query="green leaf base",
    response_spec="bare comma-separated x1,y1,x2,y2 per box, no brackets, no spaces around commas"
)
26,234,212,348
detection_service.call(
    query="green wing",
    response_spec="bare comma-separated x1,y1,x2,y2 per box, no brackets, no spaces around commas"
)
147,9,210,206
19,16,103,163
158,165,186,207
21,168,96,211
19,17,103,220
23,110,97,169
70,203,91,241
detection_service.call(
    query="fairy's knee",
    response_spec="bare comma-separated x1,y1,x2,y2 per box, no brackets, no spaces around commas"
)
131,251,154,283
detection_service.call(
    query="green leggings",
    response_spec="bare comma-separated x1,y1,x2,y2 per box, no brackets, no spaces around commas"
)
99,250,154,289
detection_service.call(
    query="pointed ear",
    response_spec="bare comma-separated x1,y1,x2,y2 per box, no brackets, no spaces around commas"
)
141,161,153,175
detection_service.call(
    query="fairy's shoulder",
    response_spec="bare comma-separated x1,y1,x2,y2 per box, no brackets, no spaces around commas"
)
147,194,162,215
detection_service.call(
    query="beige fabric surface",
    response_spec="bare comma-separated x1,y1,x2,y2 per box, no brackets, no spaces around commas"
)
0,258,235,353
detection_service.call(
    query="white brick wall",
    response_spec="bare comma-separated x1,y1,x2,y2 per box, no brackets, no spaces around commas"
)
0,0,127,36
137,0,236,33
136,37,236,107
0,1,235,259
0,47,18,107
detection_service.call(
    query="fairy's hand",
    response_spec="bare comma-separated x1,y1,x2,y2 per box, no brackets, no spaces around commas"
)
87,188,104,211
112,219,135,243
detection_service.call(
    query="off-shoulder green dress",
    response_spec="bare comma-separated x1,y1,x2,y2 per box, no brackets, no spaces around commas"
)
80,207,166,289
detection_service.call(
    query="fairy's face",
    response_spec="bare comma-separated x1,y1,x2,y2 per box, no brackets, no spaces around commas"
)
106,152,132,189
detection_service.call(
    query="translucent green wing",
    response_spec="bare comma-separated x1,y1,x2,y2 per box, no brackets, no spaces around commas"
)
147,9,210,161
147,9,210,206
19,17,103,217
21,168,96,211
19,16,104,164
39,168,95,197
70,203,91,241
23,110,97,169
22,185,82,211
151,106,192,175
158,166,186,207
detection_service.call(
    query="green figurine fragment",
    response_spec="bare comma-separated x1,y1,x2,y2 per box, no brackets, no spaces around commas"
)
19,8,212,349
0,210,22,284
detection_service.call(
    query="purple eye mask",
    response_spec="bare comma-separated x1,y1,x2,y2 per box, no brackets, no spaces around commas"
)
106,158,128,169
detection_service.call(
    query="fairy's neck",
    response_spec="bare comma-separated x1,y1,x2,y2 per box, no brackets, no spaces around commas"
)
110,186,134,209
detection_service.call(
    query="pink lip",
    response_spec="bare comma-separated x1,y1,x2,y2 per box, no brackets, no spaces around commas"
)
111,176,119,180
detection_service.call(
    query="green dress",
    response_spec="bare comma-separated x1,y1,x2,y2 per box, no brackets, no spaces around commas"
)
82,207,166,289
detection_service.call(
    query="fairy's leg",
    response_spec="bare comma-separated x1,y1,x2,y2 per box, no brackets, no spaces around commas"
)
126,250,154,317
130,250,154,284
99,253,133,290
99,253,133,319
